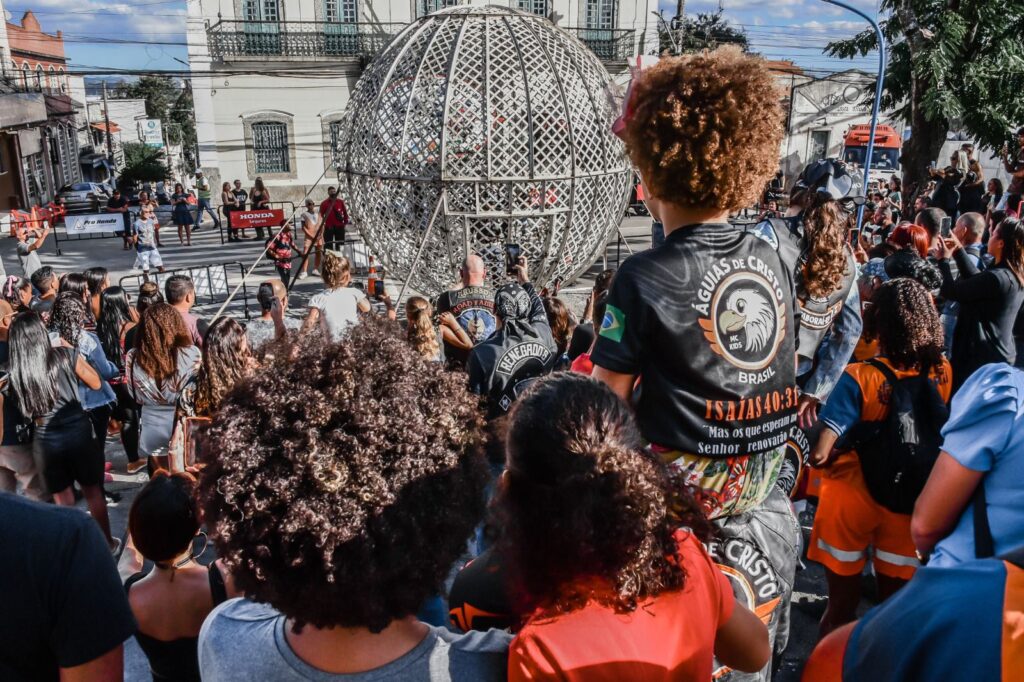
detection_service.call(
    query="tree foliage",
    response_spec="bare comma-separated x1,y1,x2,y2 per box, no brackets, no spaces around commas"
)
658,12,748,55
115,75,197,174
826,0,1024,202
119,142,169,189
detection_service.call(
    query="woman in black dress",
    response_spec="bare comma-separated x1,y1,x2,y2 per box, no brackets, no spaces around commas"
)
6,312,116,550
249,176,270,240
171,182,195,246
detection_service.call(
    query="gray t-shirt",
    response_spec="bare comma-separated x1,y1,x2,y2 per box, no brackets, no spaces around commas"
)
199,599,511,681
246,316,301,349
16,240,41,279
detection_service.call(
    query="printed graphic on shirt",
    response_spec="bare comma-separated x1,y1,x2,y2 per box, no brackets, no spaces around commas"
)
457,308,496,344
698,267,787,373
599,304,626,343
800,298,845,331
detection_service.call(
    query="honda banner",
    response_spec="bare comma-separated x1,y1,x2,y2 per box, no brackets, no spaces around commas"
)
231,209,285,229
65,213,126,234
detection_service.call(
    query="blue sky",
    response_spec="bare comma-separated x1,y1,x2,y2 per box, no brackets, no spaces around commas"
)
3,0,879,76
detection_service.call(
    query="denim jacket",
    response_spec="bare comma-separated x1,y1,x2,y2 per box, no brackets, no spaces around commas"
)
799,284,863,402
77,331,118,409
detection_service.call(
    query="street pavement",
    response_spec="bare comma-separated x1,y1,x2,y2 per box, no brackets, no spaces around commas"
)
0,213,868,681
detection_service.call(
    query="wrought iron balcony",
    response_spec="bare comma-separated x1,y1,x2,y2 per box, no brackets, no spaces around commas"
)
206,20,407,61
563,27,635,62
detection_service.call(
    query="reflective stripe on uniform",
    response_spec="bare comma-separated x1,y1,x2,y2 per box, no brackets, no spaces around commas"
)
874,548,920,568
816,538,865,563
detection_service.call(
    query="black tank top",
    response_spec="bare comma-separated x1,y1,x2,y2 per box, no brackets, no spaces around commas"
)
124,563,228,682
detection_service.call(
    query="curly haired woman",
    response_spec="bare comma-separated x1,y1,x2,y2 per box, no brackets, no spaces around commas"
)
591,47,800,677
196,316,510,681
808,278,952,637
493,374,768,680
168,317,256,471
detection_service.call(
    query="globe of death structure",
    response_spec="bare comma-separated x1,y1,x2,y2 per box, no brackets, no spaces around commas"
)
336,5,631,294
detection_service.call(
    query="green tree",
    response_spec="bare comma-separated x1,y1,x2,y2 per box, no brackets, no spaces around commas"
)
115,75,198,174
115,75,179,120
658,11,748,55
170,84,198,174
826,0,1024,207
119,142,169,190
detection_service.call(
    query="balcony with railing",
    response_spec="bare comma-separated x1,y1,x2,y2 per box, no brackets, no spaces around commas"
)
206,20,407,61
563,27,635,62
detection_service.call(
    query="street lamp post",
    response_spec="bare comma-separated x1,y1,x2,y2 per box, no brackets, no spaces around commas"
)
821,0,886,230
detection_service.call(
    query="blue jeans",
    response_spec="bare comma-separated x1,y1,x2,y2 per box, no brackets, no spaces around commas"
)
194,198,220,227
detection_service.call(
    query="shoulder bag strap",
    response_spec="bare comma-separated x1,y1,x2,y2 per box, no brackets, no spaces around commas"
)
865,357,900,385
974,483,996,559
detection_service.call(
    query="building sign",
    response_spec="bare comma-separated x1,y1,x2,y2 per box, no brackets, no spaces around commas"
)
141,119,164,148
792,81,872,119
231,208,285,229
65,213,125,234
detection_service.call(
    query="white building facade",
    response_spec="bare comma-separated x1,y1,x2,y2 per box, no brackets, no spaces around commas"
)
186,0,658,205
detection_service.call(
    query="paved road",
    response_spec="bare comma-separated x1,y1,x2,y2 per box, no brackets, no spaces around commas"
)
3,213,860,681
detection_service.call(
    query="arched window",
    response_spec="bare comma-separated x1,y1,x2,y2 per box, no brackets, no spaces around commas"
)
35,65,43,91
58,67,67,93
21,63,29,89
48,66,56,91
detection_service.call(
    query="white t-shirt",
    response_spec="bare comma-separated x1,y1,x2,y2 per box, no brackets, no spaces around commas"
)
308,287,365,341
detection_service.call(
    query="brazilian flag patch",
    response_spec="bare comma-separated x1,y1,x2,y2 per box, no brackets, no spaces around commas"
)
600,304,626,342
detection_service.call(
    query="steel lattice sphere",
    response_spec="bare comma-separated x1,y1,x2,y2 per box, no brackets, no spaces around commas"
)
337,5,631,294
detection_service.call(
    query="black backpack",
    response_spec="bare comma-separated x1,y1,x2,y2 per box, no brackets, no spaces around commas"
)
840,359,949,514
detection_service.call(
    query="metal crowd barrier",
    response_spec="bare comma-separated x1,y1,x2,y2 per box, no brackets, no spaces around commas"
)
118,261,254,320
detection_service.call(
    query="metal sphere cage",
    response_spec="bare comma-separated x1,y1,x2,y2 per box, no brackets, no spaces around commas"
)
337,5,632,294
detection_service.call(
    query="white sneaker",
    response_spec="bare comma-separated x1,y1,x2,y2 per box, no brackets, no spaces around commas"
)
311,269,320,276
297,271,308,280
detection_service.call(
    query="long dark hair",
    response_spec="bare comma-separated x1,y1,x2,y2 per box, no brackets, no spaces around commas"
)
997,217,1024,285
495,373,714,616
97,286,133,367
48,293,87,348
83,267,108,298
194,317,252,415
135,303,192,388
8,312,75,418
58,273,89,301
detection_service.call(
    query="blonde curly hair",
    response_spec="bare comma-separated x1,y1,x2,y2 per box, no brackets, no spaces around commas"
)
623,46,784,211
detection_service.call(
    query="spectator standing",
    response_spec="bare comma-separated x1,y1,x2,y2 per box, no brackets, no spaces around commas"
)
467,258,556,419
29,265,57,316
405,296,471,363
0,300,43,500
884,224,942,291
998,126,1024,213
123,473,232,682
247,279,300,351
885,176,902,215
15,223,49,280
169,317,255,471
492,374,770,679
171,183,194,246
303,251,372,342
297,199,323,280
0,493,135,680
106,188,131,250
124,281,163,350
958,143,986,215
7,312,115,549
937,217,1024,390
221,182,240,242
318,186,349,249
939,212,986,356
542,296,574,370
192,170,220,231
196,318,510,681
913,364,1024,566
125,303,201,471
592,48,799,680
231,179,249,239
984,178,1004,216
807,278,950,636
435,254,497,367
97,286,144,474
84,266,108,323
132,203,165,278
166,275,207,347
249,177,270,240
265,222,299,287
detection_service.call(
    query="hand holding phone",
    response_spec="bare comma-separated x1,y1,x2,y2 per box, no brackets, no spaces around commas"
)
940,216,953,237
373,279,385,297
505,243,522,276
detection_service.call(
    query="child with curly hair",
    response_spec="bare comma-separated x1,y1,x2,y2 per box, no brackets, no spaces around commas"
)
592,46,799,679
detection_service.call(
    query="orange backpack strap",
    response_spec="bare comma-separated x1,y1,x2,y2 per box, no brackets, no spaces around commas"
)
1002,549,1024,682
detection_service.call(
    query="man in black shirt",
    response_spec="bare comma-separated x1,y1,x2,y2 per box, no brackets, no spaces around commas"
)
0,493,135,680
106,189,130,249
592,48,799,681
435,254,497,367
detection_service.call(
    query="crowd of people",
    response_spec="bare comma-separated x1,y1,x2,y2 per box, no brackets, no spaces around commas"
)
4,45,1024,682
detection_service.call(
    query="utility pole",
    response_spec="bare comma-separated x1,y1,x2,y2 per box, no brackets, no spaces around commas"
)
675,0,686,53
101,81,115,172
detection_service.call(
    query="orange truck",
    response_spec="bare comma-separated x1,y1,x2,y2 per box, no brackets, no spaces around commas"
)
840,124,902,190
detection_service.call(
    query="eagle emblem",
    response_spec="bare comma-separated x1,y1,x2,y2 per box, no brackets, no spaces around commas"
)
699,273,786,371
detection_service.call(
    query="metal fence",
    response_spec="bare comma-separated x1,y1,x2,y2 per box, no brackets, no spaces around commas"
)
118,261,254,320
206,20,407,60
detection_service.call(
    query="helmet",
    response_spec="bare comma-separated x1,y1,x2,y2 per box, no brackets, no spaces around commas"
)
795,159,861,202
